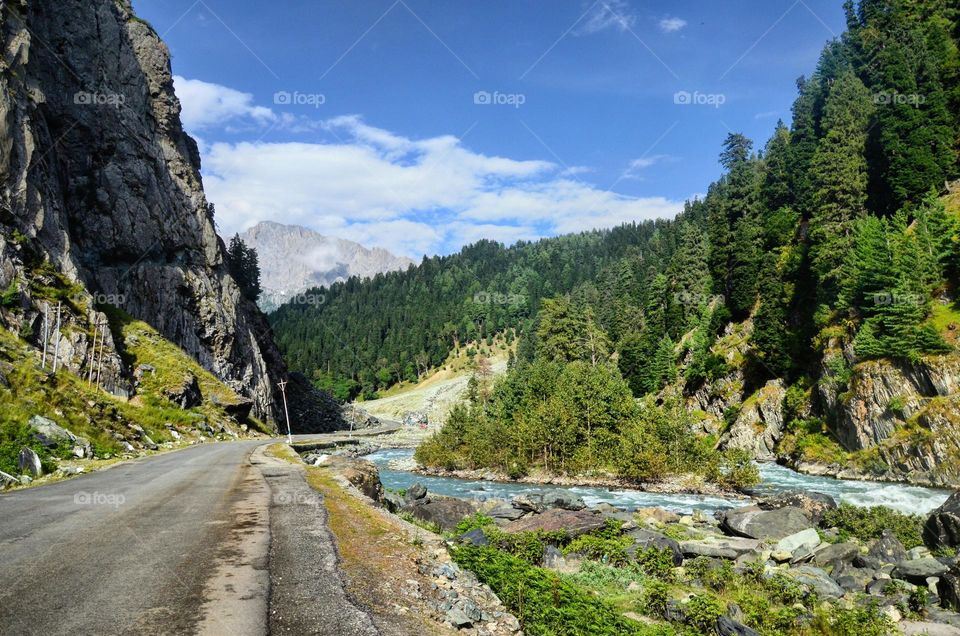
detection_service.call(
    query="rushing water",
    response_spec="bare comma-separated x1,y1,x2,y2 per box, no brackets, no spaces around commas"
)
366,448,952,516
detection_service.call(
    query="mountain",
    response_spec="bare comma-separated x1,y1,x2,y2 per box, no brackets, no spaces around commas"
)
238,222,414,311
0,0,341,433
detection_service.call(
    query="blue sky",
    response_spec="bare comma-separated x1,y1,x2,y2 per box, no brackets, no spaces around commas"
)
131,0,845,258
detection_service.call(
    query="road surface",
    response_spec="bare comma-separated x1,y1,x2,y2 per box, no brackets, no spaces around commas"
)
0,439,377,635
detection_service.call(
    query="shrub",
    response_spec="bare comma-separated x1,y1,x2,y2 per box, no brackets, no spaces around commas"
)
684,594,724,634
634,547,676,581
564,533,632,566
640,580,671,618
813,600,893,636
452,545,643,635
455,512,495,535
821,503,924,548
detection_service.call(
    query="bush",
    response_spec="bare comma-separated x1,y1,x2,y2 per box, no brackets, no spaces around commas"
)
634,547,676,581
821,503,925,548
452,545,644,635
455,513,494,535
684,594,724,634
813,600,893,636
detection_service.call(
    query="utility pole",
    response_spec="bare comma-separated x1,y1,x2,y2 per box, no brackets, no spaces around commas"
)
277,379,292,444
51,302,61,372
41,304,49,369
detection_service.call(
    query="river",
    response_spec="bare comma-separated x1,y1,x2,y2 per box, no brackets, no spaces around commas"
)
366,448,951,515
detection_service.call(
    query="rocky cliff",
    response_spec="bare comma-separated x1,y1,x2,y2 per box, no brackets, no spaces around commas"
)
0,0,342,431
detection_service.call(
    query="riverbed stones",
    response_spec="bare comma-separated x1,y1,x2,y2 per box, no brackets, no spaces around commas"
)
758,491,837,525
407,498,476,532
487,503,526,522
786,565,844,598
541,490,586,511
719,505,813,540
925,492,960,552
502,509,604,537
775,528,820,556
894,558,950,584
869,529,908,564
680,537,761,560
813,542,860,565
627,529,683,565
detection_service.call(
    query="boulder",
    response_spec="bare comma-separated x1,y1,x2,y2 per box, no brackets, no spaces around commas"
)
406,498,476,532
720,506,813,540
541,490,586,511
488,504,526,522
626,529,683,565
634,507,680,525
27,416,85,454
383,491,404,513
680,537,761,560
758,491,837,525
18,447,42,477
502,509,605,537
775,528,820,556
924,492,960,551
512,495,545,514
939,565,960,612
869,529,908,564
163,373,202,408
717,616,761,636
0,470,20,487
332,457,383,502
460,528,490,547
543,545,582,573
786,565,844,598
405,483,428,504
900,622,960,636
894,558,950,584
813,542,860,565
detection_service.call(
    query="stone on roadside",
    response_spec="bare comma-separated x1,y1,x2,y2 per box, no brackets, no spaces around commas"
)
406,498,476,532
18,447,42,477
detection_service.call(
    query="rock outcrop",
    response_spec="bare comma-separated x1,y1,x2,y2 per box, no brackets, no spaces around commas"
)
720,380,786,460
0,1,340,431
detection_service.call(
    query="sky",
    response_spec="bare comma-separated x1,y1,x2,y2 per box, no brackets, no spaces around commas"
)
131,0,847,259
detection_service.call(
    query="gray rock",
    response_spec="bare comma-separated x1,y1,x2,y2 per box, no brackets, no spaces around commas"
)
446,608,472,628
925,492,960,552
405,498,476,532
0,470,19,487
626,529,683,565
28,416,79,448
900,621,960,636
813,542,860,565
720,506,813,540
717,615,761,636
18,447,42,477
680,537,761,560
511,495,545,514
405,483,428,503
383,491,404,513
541,489,586,511
894,558,950,584
940,565,960,612
720,380,786,461
163,373,202,409
460,529,490,547
758,491,837,525
487,504,526,522
786,565,844,598
542,545,582,574
502,509,605,537
776,528,820,555
869,529,908,564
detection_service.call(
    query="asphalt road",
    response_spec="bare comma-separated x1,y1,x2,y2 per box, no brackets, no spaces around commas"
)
0,439,377,635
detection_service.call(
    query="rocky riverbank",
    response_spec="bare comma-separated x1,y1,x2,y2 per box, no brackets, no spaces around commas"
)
308,443,960,635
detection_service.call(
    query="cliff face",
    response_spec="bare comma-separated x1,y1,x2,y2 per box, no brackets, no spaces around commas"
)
0,0,340,431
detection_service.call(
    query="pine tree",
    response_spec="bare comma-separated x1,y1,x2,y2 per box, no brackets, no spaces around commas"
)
751,253,792,377
808,65,875,305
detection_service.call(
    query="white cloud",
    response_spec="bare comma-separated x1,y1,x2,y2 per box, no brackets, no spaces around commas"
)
200,116,684,257
622,155,678,179
658,17,687,33
173,76,276,131
575,0,637,35
172,79,686,257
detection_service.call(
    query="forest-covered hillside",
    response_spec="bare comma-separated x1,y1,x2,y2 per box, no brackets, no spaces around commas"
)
271,0,960,408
